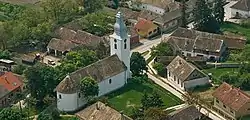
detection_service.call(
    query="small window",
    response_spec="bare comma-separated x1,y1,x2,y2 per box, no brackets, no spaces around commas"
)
223,105,226,108
78,93,81,98
109,79,112,84
59,94,62,99
115,44,117,49
231,110,234,114
248,108,250,111
124,44,127,49
124,39,127,42
153,29,157,32
149,31,152,35
10,93,13,97
216,99,219,103
114,39,117,42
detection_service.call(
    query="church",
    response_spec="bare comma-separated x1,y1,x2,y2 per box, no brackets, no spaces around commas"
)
56,12,131,112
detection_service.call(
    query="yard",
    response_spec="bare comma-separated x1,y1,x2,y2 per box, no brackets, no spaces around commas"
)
106,80,183,116
203,67,238,83
221,22,250,43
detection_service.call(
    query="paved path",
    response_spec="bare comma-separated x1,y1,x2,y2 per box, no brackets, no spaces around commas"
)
165,103,187,111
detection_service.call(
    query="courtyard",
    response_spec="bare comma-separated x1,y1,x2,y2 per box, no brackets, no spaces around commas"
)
106,79,183,116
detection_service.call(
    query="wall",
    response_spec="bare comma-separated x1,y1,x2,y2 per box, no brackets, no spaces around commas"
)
57,92,78,112
139,4,165,15
213,98,236,120
98,71,126,96
0,87,21,107
231,8,250,18
184,77,209,89
181,50,220,61
236,102,250,118
167,70,185,90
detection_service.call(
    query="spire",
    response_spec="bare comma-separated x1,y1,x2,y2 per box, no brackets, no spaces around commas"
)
113,11,127,39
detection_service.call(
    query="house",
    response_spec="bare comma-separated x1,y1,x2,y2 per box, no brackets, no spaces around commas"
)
155,56,207,66
166,105,205,120
56,11,131,112
166,56,209,91
230,0,250,18
169,27,246,50
21,54,36,65
134,19,159,38
47,28,108,56
0,59,14,72
213,82,250,120
75,101,132,120
133,0,179,15
0,72,24,107
128,27,140,47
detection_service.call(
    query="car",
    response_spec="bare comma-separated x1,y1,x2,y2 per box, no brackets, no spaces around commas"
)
48,59,56,65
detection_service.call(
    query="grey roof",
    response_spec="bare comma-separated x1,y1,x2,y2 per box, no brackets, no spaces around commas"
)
167,105,203,120
136,0,179,11
76,101,132,120
169,27,246,49
47,38,77,52
230,0,250,11
166,56,206,82
56,54,126,94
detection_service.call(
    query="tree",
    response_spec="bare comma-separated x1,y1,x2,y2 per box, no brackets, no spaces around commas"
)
141,92,163,110
193,0,220,33
0,50,11,59
96,41,109,59
24,64,59,106
131,107,144,120
80,77,99,100
213,0,224,24
0,108,26,120
83,0,106,13
180,0,187,28
144,107,168,120
130,52,148,76
153,63,166,77
12,64,27,75
151,42,173,57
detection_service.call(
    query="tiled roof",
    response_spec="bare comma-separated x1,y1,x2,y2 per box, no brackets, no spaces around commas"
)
55,27,77,41
168,27,246,49
76,101,132,120
167,105,203,120
72,30,105,47
212,82,250,111
136,0,179,11
167,56,206,81
117,7,140,20
230,0,250,11
56,54,126,94
47,38,77,52
135,19,158,32
0,72,23,98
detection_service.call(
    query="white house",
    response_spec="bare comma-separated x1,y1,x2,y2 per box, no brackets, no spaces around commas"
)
133,0,179,15
55,11,131,112
166,56,209,91
230,0,250,18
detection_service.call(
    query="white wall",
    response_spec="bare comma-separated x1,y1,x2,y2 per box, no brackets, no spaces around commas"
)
138,4,165,15
98,71,126,96
182,51,220,60
167,71,185,90
184,77,209,89
57,93,78,112
231,8,250,18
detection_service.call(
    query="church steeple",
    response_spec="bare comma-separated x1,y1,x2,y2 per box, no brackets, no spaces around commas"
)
110,12,131,79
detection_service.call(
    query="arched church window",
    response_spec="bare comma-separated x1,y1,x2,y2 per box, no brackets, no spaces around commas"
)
59,94,62,99
115,44,117,49
124,43,127,49
114,39,117,42
124,39,127,42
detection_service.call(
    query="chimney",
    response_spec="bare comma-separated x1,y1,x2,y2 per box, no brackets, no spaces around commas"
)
5,76,9,84
179,60,182,65
96,102,100,110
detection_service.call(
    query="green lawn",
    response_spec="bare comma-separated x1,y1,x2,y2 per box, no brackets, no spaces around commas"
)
106,80,183,116
221,22,250,43
203,68,238,83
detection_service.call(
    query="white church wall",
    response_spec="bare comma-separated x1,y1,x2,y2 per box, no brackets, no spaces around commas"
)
57,92,78,112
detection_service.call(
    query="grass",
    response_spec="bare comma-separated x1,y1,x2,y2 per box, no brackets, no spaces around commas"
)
106,80,183,116
221,22,250,43
203,67,238,83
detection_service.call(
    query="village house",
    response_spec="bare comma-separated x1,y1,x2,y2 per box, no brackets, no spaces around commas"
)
166,56,209,91
169,27,246,50
133,0,179,15
76,101,132,120
212,82,250,120
47,27,109,56
0,72,24,107
166,105,205,120
134,18,159,38
56,11,131,112
230,0,250,18
0,59,14,72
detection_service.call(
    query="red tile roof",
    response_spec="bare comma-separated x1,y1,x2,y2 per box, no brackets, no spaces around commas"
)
0,72,23,98
212,82,250,111
134,19,158,32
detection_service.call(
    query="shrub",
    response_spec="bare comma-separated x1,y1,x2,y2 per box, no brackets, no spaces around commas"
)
153,63,166,77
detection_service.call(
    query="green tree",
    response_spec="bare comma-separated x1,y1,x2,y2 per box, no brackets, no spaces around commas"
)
12,64,27,75
240,45,250,61
151,42,173,57
80,77,99,100
24,64,59,106
193,0,220,33
96,41,109,59
180,0,187,28
141,92,163,110
144,107,168,120
153,63,166,77
0,50,11,59
131,107,144,120
83,0,106,13
0,108,26,120
213,0,224,24
130,52,148,76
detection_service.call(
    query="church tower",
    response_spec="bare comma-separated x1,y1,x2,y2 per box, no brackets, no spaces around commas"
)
110,12,130,79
